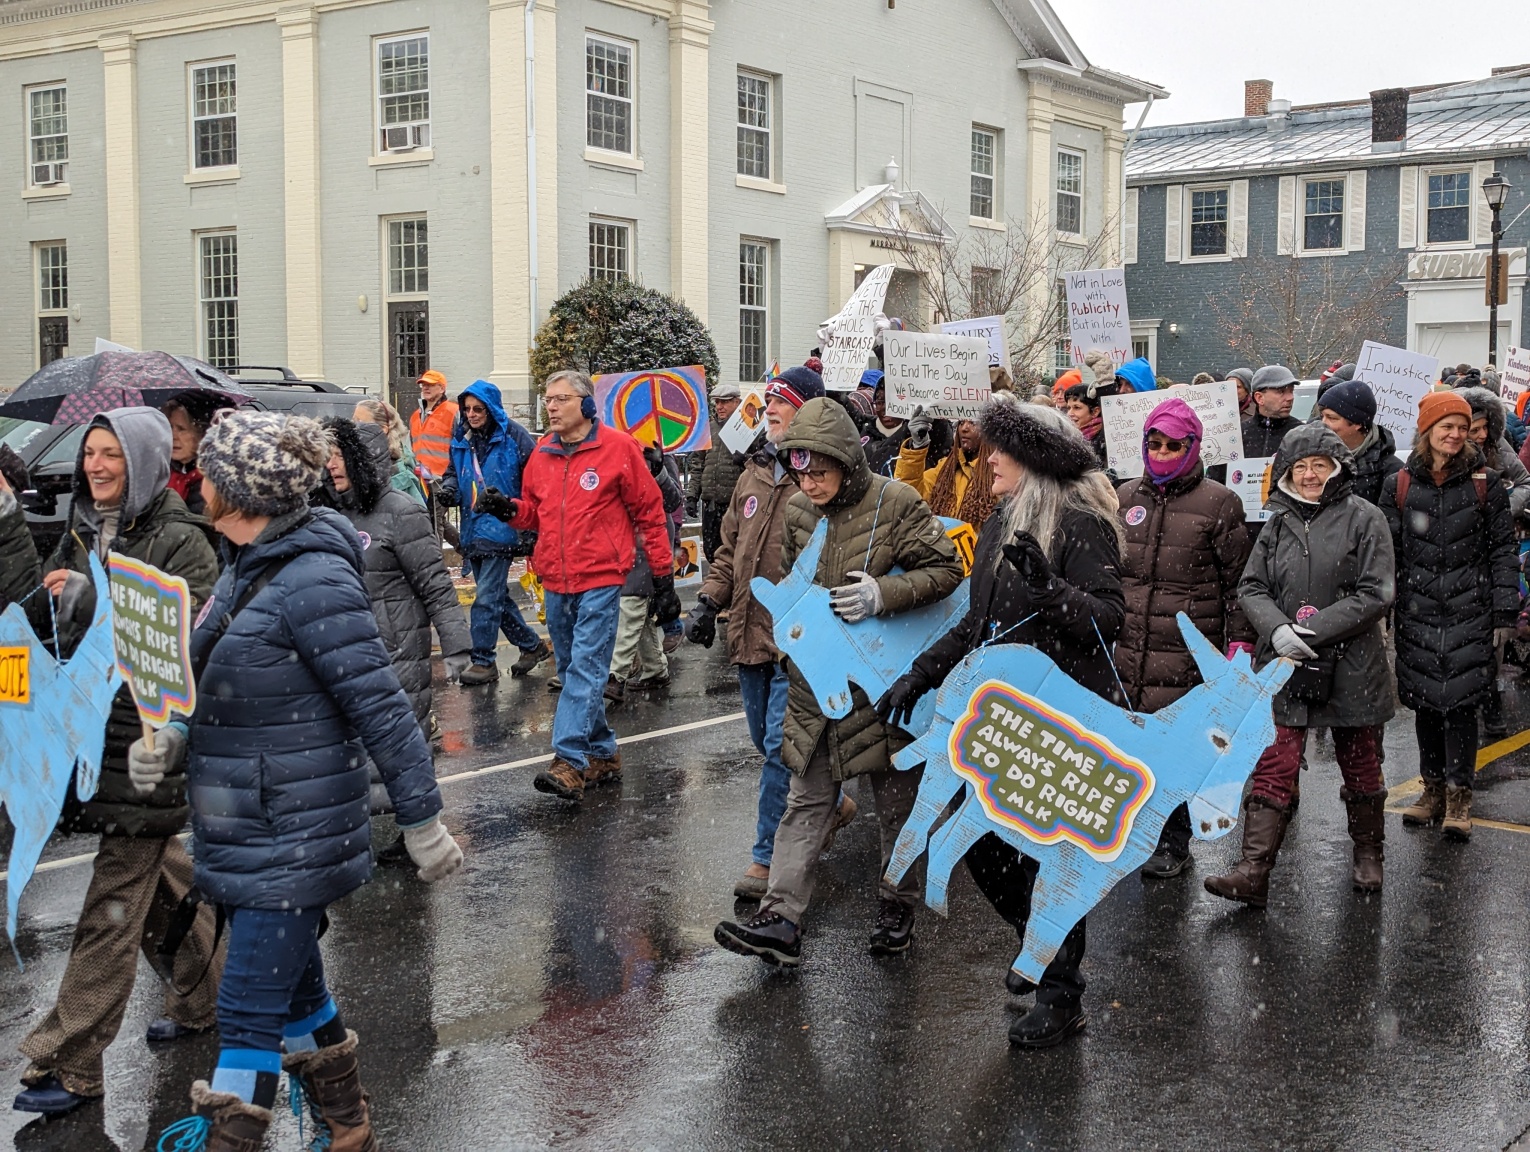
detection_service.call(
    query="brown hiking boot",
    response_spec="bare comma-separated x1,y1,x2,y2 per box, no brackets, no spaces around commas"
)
586,748,623,787
1400,780,1445,826
533,757,585,800
1203,796,1290,909
1442,786,1473,841
282,1030,378,1152
165,1081,272,1152
1342,786,1386,892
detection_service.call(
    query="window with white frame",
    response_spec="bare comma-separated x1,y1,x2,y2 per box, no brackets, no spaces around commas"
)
26,85,68,187
199,233,238,369
36,242,68,367
586,34,634,155
388,218,428,295
377,33,431,153
1052,281,1071,374
1426,170,1472,245
970,127,996,219
1056,149,1083,235
970,266,1000,317
589,219,631,282
190,62,237,170
1302,177,1344,251
739,240,769,382
737,71,772,180
1188,186,1230,257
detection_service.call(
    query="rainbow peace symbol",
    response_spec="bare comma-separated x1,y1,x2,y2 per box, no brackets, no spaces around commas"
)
610,369,704,451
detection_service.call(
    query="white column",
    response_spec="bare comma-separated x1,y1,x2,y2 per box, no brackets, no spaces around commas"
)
99,32,141,349
278,5,323,378
668,0,711,321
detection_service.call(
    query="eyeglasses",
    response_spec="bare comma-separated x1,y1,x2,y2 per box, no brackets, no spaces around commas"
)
544,393,582,406
792,468,837,483
1145,436,1188,454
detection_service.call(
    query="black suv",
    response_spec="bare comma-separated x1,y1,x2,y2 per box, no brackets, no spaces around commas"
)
11,366,366,558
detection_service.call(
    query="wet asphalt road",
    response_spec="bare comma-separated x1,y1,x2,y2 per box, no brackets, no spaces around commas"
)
6,622,1530,1150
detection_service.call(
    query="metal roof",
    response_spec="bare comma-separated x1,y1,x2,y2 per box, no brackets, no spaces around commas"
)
1126,71,1530,184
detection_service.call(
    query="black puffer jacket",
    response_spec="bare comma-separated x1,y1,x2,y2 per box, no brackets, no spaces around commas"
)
315,420,471,727
1347,422,1403,506
1243,412,1303,459
912,507,1127,706
1381,444,1519,712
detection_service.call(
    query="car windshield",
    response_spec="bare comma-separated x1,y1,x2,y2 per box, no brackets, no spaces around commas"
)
0,418,50,457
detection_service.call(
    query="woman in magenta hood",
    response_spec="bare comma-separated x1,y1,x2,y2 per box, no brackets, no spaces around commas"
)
1113,396,1255,878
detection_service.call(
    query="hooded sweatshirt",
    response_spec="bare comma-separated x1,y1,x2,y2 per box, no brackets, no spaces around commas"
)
75,407,174,558
1142,397,1203,486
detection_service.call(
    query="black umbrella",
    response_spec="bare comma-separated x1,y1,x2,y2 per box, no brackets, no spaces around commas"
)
0,351,253,425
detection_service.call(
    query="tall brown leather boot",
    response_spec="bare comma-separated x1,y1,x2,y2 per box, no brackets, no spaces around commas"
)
1203,796,1290,909
1342,786,1386,892
1442,786,1473,842
153,1081,272,1152
1400,780,1445,825
283,1030,379,1152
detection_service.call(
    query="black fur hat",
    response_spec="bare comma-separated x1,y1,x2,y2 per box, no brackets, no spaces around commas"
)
978,395,1099,482
318,417,387,515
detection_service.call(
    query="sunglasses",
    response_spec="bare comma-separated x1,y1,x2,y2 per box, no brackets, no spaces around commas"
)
1145,435,1189,454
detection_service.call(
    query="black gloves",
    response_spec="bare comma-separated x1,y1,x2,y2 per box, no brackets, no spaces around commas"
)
1002,530,1054,590
650,575,683,625
875,669,933,730
684,593,720,648
477,486,517,523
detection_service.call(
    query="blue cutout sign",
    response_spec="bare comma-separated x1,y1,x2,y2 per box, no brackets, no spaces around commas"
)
750,518,969,733
886,614,1292,983
0,556,122,955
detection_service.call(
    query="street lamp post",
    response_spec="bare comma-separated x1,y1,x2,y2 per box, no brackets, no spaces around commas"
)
1482,170,1511,368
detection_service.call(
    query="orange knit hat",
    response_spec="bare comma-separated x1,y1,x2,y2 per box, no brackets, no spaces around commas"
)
1415,390,1471,433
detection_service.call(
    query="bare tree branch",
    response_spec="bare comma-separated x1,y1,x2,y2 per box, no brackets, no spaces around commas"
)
1208,248,1404,377
872,200,1120,396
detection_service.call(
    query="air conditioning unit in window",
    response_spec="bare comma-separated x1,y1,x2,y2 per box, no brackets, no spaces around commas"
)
31,162,66,187
381,123,430,153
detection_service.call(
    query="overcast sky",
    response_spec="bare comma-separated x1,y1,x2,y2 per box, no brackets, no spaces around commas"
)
1050,0,1530,126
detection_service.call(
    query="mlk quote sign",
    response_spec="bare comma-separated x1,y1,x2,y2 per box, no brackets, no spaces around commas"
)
1065,268,1133,367
108,556,196,730
950,682,1153,860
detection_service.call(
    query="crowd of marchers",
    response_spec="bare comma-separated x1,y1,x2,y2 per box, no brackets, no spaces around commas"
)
0,334,1521,1147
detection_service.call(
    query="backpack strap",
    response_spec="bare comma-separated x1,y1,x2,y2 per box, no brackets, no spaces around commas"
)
1472,471,1489,507
1395,469,1410,507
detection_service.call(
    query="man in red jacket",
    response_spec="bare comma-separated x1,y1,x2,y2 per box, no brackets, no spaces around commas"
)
479,370,676,801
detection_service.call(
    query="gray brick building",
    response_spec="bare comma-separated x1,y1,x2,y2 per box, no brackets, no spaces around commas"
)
1122,69,1530,382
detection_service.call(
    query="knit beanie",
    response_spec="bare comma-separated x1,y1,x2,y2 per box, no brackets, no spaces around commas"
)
764,366,826,410
199,410,330,516
1415,390,1471,435
1315,379,1377,429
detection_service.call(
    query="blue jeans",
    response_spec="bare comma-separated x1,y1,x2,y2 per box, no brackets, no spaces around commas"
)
216,906,330,1053
544,584,622,769
469,552,540,665
739,661,791,867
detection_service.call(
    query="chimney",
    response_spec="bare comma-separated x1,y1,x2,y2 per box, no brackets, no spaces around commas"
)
1244,79,1274,118
1370,88,1409,152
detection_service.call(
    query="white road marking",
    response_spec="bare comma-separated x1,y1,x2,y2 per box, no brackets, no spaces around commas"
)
0,711,748,883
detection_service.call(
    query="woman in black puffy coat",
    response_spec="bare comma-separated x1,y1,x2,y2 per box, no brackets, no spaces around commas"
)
1382,392,1518,842
147,411,464,1152
878,397,1125,1051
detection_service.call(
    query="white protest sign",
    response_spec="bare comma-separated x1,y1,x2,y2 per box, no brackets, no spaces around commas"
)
1500,346,1530,410
1065,268,1133,367
821,264,896,391
882,332,991,419
1100,381,1245,479
940,315,1012,377
1356,340,1438,453
1227,457,1275,523
718,388,766,455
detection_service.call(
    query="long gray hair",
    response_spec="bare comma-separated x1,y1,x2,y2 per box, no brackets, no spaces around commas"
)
992,406,1124,571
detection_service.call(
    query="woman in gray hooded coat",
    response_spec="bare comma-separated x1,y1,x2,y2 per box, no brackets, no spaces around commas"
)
316,419,471,824
1204,423,1395,907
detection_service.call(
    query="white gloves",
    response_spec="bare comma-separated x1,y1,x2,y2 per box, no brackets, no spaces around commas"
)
403,816,464,882
1271,623,1319,660
905,407,932,449
127,726,187,795
443,653,472,683
830,571,884,624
